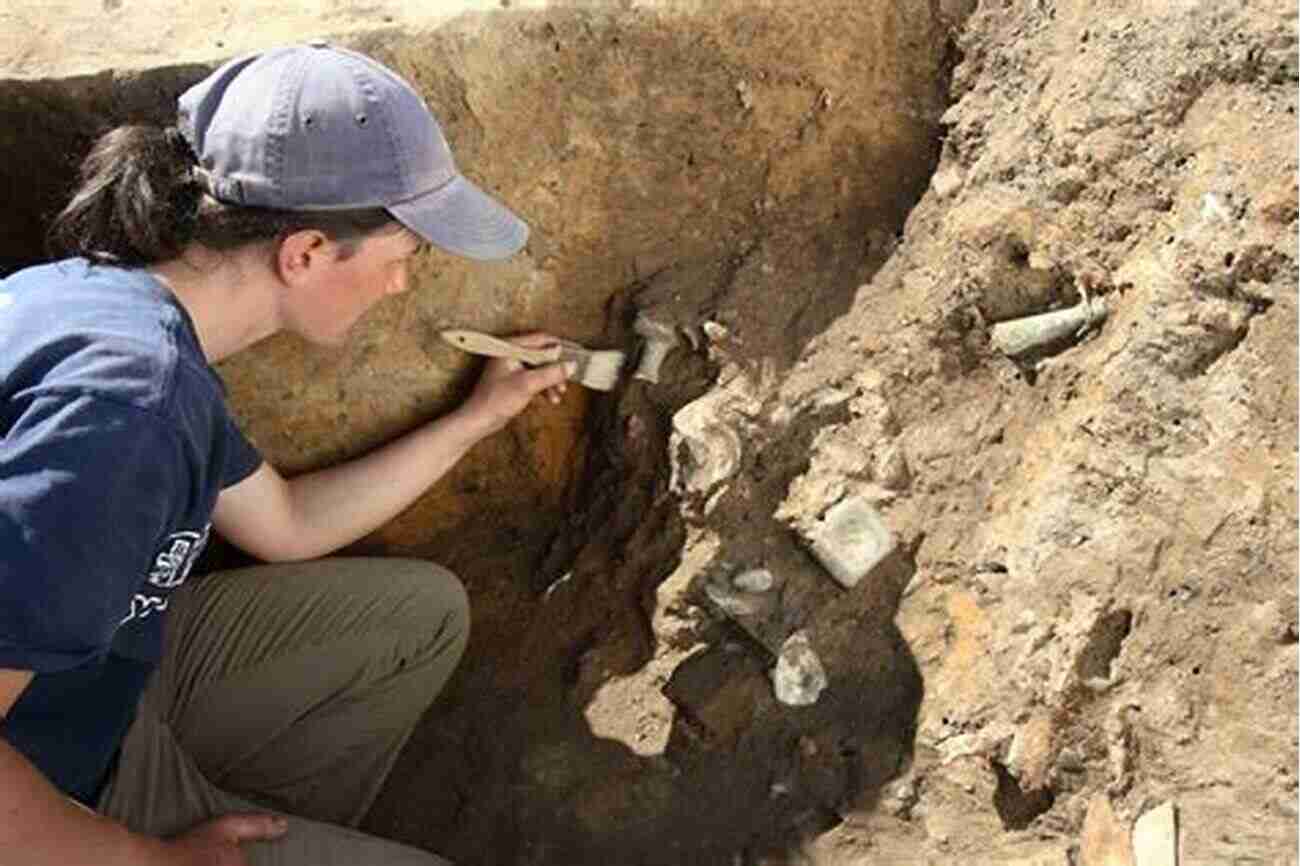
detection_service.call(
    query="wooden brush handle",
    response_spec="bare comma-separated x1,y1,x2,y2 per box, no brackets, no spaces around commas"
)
440,330,562,365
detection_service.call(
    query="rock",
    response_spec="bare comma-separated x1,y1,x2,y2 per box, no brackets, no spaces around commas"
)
733,567,775,593
874,443,912,490
800,494,897,588
881,775,919,817
704,567,779,619
1049,166,1090,203
931,165,965,198
1104,704,1137,795
778,423,873,508
735,79,755,110
1006,711,1056,793
1132,802,1178,866
701,320,731,344
1257,176,1299,224
1200,192,1233,224
704,580,770,618
771,631,828,706
1080,794,1136,866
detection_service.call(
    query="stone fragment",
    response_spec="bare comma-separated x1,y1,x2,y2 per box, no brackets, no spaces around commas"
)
1049,166,1089,203
704,581,767,618
874,443,911,490
707,569,774,616
1200,192,1233,223
800,494,896,588
700,319,730,344
1006,711,1056,792
733,567,774,593
931,165,965,198
1104,703,1137,795
702,567,779,621
881,775,918,817
735,79,755,110
1080,794,1136,866
1132,802,1178,866
771,631,827,706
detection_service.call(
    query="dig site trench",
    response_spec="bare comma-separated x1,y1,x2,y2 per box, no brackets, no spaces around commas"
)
1,5,958,864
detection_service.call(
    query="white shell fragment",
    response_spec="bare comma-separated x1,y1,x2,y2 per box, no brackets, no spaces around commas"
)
771,631,827,706
804,495,896,588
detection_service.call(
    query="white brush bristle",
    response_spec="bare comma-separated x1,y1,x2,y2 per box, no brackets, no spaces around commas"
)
559,344,625,391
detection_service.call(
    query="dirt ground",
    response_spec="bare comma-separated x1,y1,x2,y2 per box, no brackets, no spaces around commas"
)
2,0,1296,864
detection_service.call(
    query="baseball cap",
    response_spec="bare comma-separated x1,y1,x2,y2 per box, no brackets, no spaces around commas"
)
177,41,528,261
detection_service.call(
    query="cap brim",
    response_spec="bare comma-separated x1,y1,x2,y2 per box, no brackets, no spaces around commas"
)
388,174,529,262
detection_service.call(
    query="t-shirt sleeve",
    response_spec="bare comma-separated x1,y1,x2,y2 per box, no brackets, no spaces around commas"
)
0,395,184,673
220,410,263,488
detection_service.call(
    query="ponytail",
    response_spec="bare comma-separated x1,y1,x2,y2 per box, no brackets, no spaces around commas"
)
47,125,201,266
47,125,394,267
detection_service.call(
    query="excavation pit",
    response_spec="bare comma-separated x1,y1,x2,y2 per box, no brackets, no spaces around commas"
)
2,3,956,862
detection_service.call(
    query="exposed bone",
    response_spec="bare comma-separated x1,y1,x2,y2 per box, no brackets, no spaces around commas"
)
633,313,680,383
670,401,744,507
990,291,1108,358
669,363,763,516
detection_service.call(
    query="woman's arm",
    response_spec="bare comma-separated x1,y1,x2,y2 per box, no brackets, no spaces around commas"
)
214,347,570,562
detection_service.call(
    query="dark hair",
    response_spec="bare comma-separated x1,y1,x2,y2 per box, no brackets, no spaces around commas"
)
46,125,396,267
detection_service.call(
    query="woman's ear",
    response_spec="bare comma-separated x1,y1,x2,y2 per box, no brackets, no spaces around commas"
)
275,229,331,286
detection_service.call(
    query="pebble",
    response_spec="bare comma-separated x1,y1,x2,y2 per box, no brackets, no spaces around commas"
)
771,631,827,706
733,567,775,593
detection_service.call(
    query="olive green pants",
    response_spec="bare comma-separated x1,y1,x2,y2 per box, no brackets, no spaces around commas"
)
96,558,468,865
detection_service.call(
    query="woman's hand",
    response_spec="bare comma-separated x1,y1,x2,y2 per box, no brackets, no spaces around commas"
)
154,814,288,866
448,333,572,443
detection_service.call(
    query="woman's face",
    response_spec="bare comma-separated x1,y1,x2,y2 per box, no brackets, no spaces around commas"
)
283,225,424,347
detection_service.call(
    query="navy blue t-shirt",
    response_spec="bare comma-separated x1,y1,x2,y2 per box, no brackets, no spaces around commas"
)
0,259,263,804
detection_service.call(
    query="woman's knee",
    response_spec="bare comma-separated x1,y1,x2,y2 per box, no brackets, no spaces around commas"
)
384,559,471,656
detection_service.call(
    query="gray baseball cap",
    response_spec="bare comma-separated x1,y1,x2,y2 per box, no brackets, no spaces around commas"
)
178,41,528,261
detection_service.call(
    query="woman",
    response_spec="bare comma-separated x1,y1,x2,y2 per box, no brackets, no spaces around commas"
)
0,42,567,865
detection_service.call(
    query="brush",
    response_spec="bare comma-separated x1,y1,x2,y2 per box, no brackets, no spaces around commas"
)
440,329,625,392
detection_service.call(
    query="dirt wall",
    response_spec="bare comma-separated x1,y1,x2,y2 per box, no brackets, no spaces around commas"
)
653,0,1298,863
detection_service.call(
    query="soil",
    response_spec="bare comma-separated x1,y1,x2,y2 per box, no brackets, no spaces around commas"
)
1,1,1296,864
